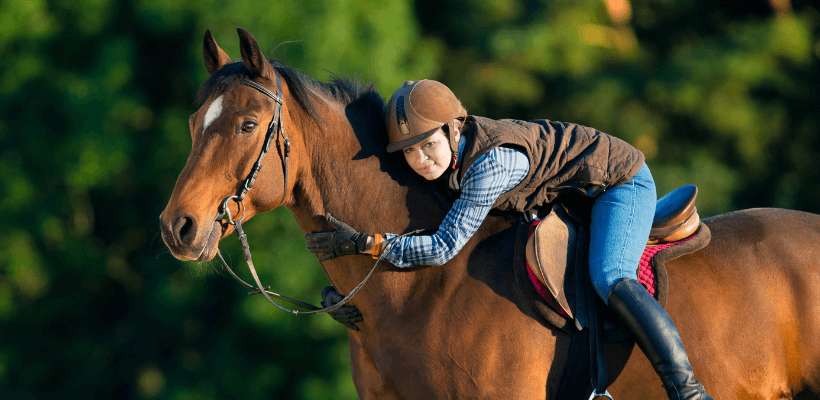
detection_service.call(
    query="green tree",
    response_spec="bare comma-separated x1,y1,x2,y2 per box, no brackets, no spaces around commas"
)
1,0,818,398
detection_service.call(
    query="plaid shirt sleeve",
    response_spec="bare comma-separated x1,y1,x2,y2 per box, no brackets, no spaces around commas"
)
382,147,529,268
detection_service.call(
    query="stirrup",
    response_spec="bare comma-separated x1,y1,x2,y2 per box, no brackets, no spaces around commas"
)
589,389,614,400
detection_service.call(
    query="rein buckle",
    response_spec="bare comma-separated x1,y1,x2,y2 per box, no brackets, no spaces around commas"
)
218,195,245,225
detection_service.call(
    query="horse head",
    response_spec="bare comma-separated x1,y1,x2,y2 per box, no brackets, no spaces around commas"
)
160,28,447,264
159,28,305,261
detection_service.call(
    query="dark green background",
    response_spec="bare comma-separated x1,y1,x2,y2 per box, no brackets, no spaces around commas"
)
2,0,819,398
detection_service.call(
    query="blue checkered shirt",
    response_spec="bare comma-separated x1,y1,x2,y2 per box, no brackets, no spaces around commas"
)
383,146,530,268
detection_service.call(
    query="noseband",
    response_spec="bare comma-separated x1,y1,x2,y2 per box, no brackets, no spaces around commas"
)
214,71,402,316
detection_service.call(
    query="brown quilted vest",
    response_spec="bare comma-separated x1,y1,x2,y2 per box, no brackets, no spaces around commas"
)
452,116,645,213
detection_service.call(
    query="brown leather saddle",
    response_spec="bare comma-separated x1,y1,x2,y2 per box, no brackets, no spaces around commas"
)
511,185,710,398
516,185,710,332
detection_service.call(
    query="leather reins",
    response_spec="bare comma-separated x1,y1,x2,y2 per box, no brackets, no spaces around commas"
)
215,71,408,316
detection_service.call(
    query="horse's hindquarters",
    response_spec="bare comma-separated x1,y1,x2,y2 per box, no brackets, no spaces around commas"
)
610,208,820,399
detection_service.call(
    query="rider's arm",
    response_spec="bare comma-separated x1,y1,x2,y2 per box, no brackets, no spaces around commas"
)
381,147,529,268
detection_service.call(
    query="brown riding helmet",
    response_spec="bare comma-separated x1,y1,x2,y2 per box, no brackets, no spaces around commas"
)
385,79,467,153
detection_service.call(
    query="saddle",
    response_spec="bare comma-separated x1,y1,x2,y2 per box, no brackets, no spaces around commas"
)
516,184,710,333
514,185,711,399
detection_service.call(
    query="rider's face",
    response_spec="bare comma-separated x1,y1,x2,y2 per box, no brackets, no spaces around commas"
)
402,130,453,180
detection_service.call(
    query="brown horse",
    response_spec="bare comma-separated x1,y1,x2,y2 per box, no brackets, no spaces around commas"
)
159,28,820,399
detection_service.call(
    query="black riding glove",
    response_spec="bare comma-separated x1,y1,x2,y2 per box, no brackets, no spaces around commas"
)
321,286,363,331
305,213,370,261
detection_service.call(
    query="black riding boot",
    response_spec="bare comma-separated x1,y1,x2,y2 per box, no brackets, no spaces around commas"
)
608,278,714,400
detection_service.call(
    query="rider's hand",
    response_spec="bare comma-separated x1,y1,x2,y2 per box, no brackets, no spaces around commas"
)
305,213,370,261
321,286,363,331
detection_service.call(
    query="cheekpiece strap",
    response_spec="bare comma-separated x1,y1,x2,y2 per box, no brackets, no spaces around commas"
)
236,73,285,201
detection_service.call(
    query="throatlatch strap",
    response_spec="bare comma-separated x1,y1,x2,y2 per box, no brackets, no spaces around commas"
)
554,329,592,400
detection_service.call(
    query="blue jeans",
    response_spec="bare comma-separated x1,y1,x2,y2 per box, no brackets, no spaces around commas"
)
589,163,656,304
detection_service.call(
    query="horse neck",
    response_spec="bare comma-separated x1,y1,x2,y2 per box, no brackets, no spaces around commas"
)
283,93,451,294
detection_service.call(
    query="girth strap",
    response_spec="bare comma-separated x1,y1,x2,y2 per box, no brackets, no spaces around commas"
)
588,281,613,399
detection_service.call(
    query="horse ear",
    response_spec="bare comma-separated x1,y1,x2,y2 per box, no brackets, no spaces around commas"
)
203,29,232,75
237,28,274,80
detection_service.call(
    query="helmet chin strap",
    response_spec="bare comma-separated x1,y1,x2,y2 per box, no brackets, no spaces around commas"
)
447,120,460,152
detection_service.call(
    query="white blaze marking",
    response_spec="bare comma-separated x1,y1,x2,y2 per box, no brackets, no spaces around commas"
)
202,95,224,133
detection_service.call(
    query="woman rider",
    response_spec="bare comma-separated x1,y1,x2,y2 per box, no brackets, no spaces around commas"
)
306,79,713,400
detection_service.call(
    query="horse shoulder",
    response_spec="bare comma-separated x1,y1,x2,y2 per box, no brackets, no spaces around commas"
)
349,215,569,399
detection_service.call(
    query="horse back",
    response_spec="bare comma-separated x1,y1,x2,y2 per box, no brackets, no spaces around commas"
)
609,208,820,399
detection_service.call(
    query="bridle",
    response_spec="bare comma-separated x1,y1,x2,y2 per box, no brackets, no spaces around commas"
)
214,71,399,316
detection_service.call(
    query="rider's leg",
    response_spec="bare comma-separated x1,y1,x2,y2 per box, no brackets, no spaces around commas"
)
588,163,657,303
589,163,713,400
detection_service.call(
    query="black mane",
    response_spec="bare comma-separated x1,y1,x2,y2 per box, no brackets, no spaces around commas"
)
197,60,385,125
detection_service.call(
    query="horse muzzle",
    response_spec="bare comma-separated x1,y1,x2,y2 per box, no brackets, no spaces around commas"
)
159,211,223,261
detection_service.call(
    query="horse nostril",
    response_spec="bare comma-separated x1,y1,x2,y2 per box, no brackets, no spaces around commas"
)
174,213,199,246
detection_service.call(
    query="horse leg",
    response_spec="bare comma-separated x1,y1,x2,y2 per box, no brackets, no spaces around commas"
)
349,333,403,400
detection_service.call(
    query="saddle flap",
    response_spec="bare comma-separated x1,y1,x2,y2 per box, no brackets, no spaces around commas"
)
525,206,578,319
516,211,712,336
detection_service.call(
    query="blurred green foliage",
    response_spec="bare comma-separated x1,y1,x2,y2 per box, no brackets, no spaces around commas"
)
1,0,819,398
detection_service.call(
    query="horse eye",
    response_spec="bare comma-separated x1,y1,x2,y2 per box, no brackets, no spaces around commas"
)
240,122,257,134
